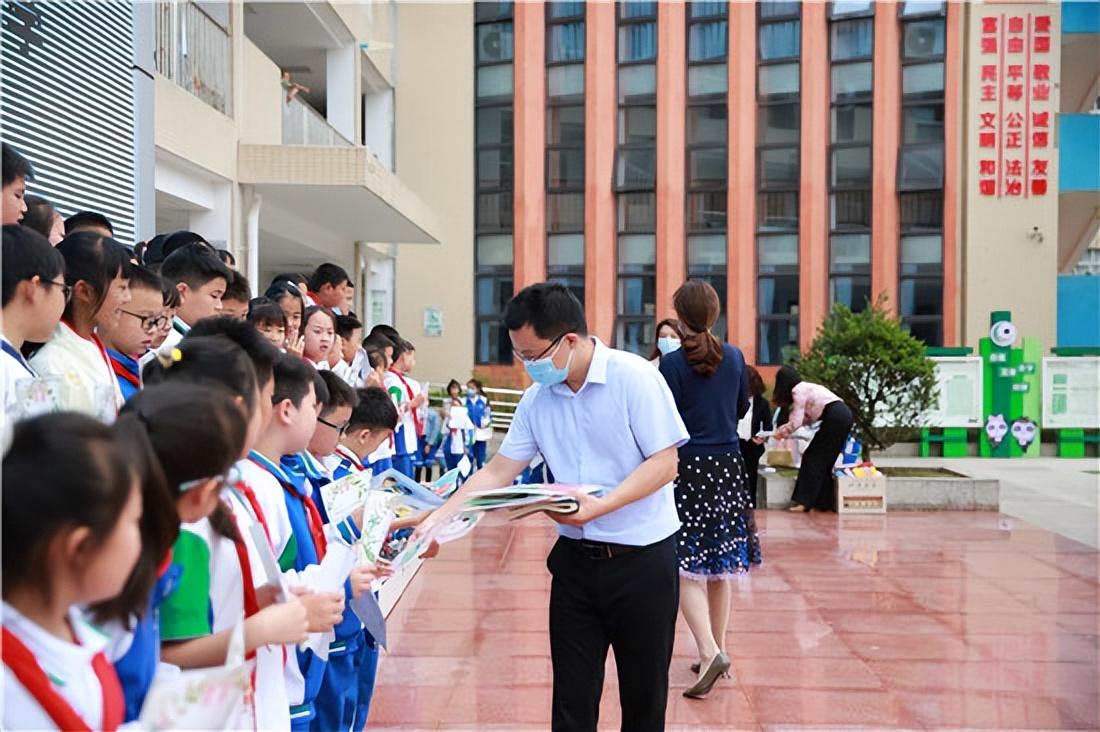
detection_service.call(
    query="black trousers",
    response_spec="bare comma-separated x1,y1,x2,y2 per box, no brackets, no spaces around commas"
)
791,401,854,511
739,438,765,508
547,534,679,732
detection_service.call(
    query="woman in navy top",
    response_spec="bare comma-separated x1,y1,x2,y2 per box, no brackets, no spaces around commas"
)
658,280,762,700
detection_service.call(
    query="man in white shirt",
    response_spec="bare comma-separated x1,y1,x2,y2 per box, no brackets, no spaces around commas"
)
416,282,689,731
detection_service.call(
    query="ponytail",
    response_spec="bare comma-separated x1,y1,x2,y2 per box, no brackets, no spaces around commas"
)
672,279,724,378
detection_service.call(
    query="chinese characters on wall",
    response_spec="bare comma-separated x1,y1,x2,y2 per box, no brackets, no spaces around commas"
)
977,13,1052,198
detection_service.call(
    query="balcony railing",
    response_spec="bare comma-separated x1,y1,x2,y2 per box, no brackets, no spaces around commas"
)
155,0,232,116
282,95,353,147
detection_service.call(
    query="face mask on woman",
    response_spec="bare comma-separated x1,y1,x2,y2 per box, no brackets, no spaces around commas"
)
657,336,681,356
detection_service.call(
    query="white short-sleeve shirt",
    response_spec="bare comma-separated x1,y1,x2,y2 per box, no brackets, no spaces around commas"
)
499,338,689,546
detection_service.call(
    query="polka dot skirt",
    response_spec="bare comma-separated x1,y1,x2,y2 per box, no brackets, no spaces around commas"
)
675,452,762,579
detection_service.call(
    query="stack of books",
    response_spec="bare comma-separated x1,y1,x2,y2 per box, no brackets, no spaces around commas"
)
464,484,602,520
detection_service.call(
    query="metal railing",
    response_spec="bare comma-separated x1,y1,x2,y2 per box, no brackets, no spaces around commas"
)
155,0,232,115
282,95,353,147
427,386,524,431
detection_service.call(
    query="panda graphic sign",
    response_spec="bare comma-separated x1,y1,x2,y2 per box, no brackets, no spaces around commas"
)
979,311,1042,458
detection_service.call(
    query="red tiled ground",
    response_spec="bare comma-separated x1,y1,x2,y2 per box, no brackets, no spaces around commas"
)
369,511,1099,730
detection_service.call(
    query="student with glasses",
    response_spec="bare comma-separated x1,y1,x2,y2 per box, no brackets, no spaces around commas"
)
414,282,690,732
99,264,166,401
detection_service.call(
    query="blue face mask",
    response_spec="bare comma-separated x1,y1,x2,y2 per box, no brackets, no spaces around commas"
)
523,338,574,386
657,336,681,356
466,387,477,398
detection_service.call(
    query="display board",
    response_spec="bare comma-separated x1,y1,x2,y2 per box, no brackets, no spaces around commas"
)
1042,356,1100,429
928,357,984,428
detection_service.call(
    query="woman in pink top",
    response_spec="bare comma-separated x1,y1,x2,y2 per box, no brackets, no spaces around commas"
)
771,366,853,512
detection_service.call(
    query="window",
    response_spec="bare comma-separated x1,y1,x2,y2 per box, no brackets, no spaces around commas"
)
756,2,801,362
828,3,872,313
614,2,656,353
899,3,945,344
546,2,586,303
475,3,514,364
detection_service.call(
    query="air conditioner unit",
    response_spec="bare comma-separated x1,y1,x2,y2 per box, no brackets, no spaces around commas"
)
904,22,939,58
480,29,504,62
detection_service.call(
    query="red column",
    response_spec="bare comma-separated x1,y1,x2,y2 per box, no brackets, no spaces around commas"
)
728,2,757,358
584,1,617,343
943,1,961,346
513,1,546,289
799,2,829,350
871,2,901,312
655,1,686,319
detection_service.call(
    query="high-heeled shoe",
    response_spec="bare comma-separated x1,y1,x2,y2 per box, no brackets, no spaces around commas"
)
683,652,731,699
787,503,808,513
689,660,732,678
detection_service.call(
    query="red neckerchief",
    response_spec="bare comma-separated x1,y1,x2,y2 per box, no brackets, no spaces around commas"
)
233,478,274,549
1,626,124,731
335,444,364,472
156,548,174,578
107,352,141,388
246,458,326,561
388,368,423,435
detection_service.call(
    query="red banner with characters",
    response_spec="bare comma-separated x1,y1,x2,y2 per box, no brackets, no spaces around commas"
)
977,12,1052,198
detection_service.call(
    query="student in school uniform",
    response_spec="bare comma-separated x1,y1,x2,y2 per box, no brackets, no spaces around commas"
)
418,403,445,482
98,264,165,402
29,231,131,422
265,281,305,355
384,338,426,479
304,263,352,315
143,243,231,367
150,279,180,353
219,269,251,321
332,313,365,388
301,306,338,370
416,283,689,731
0,225,67,440
2,143,34,225
248,297,289,351
465,379,492,470
2,413,141,731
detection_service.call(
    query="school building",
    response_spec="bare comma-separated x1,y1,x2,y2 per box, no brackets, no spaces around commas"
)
393,0,1100,386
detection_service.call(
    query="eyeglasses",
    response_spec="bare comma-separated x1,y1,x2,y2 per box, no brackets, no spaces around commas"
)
512,332,569,363
38,278,73,304
121,310,168,333
178,465,241,494
318,416,350,436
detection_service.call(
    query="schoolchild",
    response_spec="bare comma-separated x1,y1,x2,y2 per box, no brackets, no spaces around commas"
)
99,264,164,401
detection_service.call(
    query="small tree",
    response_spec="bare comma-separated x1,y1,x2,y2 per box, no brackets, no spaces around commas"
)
793,296,938,457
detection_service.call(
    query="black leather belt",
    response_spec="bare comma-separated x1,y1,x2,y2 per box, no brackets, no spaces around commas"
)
565,538,644,560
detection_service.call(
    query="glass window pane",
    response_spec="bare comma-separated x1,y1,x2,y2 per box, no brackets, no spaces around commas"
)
832,103,872,144
759,1,801,20
478,22,514,63
476,275,514,315
688,234,727,270
548,22,585,63
620,2,657,19
900,234,943,273
757,318,799,365
617,277,657,316
690,1,727,18
902,18,945,60
548,234,585,268
830,1,873,18
758,63,800,100
477,235,514,268
831,191,870,229
757,191,799,231
900,1,945,17
831,146,871,187
831,61,872,101
830,233,870,270
548,1,584,19
618,65,656,103
618,234,656,271
547,105,585,145
477,65,513,99
900,278,942,316
549,276,585,306
619,105,657,144
757,234,799,269
688,148,728,188
548,64,585,98
904,319,942,346
902,62,944,98
898,143,944,189
759,19,800,60
688,64,728,97
759,147,799,188
900,191,943,230
477,319,514,364
478,147,513,188
547,192,585,231
687,104,727,145
477,2,513,23
615,147,657,189
616,318,655,356
477,192,513,230
547,148,584,189
477,106,513,146
618,191,656,231
686,191,728,231
759,102,799,145
831,276,871,311
618,21,657,62
757,274,800,314
902,103,944,144
689,20,727,61
830,18,873,60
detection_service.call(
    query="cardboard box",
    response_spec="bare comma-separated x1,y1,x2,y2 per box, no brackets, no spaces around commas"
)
835,474,887,514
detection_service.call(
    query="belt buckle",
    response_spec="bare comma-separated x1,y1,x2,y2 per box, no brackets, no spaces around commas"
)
601,543,613,560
